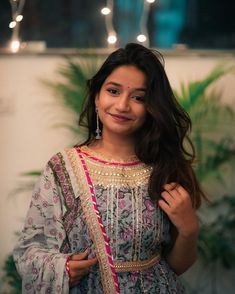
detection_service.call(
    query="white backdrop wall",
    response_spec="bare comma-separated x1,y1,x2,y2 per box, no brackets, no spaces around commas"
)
0,52,234,292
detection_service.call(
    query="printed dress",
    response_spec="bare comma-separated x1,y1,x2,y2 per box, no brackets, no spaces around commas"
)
13,146,185,293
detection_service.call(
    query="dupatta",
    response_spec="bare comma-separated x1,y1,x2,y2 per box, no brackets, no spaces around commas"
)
67,147,120,294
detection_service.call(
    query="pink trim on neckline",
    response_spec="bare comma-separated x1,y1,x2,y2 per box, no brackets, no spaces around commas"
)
76,147,141,167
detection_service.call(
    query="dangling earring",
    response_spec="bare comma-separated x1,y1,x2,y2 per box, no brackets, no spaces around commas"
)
95,109,101,139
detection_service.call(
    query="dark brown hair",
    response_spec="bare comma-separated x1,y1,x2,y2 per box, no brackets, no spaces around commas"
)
79,43,205,208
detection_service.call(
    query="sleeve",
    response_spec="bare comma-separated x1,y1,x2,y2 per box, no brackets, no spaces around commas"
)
13,160,70,294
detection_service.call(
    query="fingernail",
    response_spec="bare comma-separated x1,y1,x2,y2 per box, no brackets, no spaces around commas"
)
85,248,91,254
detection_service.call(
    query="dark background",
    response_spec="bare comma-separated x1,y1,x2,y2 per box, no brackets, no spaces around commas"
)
1,0,235,49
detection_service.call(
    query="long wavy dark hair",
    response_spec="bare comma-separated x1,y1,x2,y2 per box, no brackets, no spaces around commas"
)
79,43,205,208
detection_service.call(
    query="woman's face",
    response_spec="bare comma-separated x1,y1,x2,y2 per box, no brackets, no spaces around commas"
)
95,65,147,139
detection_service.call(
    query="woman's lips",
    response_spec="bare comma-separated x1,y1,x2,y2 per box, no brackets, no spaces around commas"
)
109,113,131,121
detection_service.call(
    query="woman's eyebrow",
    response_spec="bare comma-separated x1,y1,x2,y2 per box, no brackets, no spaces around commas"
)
105,81,121,87
105,81,146,91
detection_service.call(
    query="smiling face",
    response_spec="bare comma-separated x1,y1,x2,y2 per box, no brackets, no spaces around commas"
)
95,65,147,140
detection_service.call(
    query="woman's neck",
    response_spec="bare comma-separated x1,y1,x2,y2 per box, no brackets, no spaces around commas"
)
89,136,136,160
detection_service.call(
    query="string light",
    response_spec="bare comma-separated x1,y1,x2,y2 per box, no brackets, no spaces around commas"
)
10,39,20,53
107,34,117,44
9,21,16,28
136,1,148,46
101,7,111,15
8,0,26,53
16,14,23,22
137,34,147,43
100,0,157,47
101,0,117,46
136,0,157,46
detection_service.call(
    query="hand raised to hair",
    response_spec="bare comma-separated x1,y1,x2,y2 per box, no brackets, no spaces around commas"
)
68,249,98,288
158,182,199,238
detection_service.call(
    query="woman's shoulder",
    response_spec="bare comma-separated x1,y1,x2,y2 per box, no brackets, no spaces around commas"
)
45,147,79,169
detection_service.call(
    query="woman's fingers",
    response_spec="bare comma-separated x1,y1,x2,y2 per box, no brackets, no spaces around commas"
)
71,257,98,270
71,248,90,261
164,183,189,198
159,182,199,238
70,248,98,269
160,182,182,207
160,190,175,206
68,249,98,288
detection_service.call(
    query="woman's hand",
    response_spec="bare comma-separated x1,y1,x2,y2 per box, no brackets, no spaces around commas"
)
68,249,98,288
158,182,199,238
158,183,200,274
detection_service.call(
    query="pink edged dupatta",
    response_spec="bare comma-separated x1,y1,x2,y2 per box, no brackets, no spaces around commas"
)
67,148,120,294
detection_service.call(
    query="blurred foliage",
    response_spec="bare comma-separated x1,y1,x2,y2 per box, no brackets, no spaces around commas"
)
174,65,235,184
2,255,21,294
198,195,235,269
42,56,104,134
8,171,42,198
174,64,235,293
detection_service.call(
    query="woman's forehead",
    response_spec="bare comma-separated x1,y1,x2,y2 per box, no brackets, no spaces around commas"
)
103,65,146,89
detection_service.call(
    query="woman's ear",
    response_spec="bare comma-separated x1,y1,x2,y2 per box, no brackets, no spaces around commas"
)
95,94,99,108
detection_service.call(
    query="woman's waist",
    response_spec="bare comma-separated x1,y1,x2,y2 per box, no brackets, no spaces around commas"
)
113,253,161,272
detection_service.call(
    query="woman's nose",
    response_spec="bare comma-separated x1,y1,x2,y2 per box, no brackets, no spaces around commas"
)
115,94,130,112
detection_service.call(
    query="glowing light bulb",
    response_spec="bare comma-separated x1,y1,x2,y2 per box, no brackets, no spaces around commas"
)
16,15,23,22
10,40,20,53
101,7,111,15
137,34,147,42
107,35,117,44
146,0,155,3
9,21,16,28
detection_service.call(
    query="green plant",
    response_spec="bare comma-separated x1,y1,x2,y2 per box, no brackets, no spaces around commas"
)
183,194,235,294
43,56,103,135
174,65,235,293
8,171,42,198
199,195,235,269
2,252,22,294
174,65,235,185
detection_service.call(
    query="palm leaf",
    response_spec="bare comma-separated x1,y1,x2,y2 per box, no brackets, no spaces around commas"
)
44,57,103,116
175,64,235,187
2,255,22,293
175,65,234,112
194,138,235,182
190,91,234,133
20,171,42,177
198,195,235,269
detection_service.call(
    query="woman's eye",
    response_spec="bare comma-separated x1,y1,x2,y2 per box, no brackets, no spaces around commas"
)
132,95,145,102
107,88,119,95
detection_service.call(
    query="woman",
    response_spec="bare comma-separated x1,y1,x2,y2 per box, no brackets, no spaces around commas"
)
14,43,205,293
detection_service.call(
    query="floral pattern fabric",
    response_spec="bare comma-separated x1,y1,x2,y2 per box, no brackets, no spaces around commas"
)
13,148,185,293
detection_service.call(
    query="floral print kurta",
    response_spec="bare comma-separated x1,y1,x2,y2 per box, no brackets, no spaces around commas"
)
13,147,185,293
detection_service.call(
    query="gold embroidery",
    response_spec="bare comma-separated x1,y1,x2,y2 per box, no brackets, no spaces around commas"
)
131,188,135,260
138,187,143,259
134,188,139,261
114,254,161,273
81,152,152,188
67,148,118,294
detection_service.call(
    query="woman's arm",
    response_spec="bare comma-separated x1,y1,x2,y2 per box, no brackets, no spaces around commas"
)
13,161,70,293
158,183,199,275
165,224,198,275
